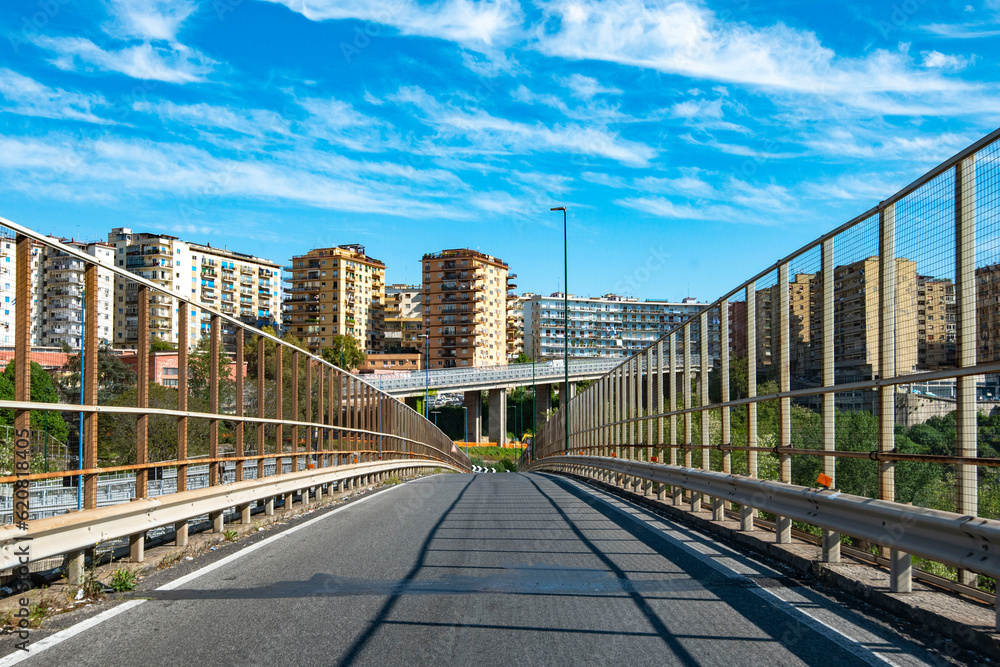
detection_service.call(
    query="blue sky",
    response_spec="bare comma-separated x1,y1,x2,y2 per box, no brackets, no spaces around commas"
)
0,0,998,301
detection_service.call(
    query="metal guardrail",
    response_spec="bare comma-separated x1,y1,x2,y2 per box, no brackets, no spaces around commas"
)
0,215,470,580
529,456,1000,578
375,358,623,394
524,128,1000,623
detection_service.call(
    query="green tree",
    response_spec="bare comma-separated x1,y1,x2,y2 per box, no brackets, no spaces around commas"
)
59,342,137,404
0,360,69,444
514,352,531,364
321,335,366,370
149,339,176,352
188,335,236,406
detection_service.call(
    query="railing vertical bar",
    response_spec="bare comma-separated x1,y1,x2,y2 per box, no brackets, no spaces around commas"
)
274,344,283,470
956,154,978,590
235,331,244,483
208,313,219,488
256,334,264,475
291,349,299,471
776,263,791,543
136,285,149,500
821,237,839,562
177,307,189,492
743,282,757,530
82,263,98,509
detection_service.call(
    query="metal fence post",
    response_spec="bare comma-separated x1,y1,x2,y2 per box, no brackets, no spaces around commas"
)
656,339,666,500
83,263,98,510
235,331,245,483
742,282,757,531
879,203,910,592
955,155,978,589
776,263,792,543
821,238,839,562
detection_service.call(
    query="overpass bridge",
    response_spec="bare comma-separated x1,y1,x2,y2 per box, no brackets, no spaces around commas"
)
3,129,1000,664
376,356,706,445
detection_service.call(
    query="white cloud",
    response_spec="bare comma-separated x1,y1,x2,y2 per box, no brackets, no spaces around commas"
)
134,100,291,136
535,0,975,102
562,73,622,98
33,35,214,83
0,69,110,124
670,98,723,119
616,196,737,221
921,50,974,70
260,0,523,47
103,0,198,42
0,133,467,219
394,86,656,166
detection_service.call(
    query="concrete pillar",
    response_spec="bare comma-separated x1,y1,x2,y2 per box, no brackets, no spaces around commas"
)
265,497,275,516
489,388,508,444
463,391,483,443
240,503,252,524
174,520,188,546
211,511,224,533
316,486,323,502
534,383,553,429
284,491,295,511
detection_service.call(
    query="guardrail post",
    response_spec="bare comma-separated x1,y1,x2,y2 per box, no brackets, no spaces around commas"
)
720,298,731,516
209,313,220,486
265,497,274,516
956,155,978,589
776,263,792,543
742,282,757,531
66,549,86,586
616,367,623,486
83,262,98,509
821,238,839,562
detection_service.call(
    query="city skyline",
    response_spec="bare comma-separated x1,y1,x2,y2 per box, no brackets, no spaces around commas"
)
1,1,999,302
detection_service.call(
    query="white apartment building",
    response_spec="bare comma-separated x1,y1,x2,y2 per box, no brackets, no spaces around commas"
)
109,228,281,351
524,293,717,363
39,240,115,349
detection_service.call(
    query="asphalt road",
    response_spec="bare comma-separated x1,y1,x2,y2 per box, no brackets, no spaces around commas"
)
0,473,977,666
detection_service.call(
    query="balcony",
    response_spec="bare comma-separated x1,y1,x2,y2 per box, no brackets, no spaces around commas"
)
127,247,171,258
241,266,254,274
221,282,235,292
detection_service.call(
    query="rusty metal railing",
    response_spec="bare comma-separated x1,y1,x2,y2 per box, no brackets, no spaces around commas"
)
0,215,469,575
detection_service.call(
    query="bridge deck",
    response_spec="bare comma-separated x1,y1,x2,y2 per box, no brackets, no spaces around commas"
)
7,474,971,666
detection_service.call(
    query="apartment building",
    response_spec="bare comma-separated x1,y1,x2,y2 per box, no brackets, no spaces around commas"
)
283,245,385,354
421,249,510,368
977,263,1000,363
524,294,716,363
381,284,423,352
0,236,39,347
108,228,280,351
39,240,115,349
506,291,533,361
917,276,955,368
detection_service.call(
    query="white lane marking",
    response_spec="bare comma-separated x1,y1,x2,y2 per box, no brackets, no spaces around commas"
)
0,481,413,664
562,479,907,667
0,601,144,666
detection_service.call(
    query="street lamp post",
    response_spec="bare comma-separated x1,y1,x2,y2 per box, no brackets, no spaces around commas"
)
551,206,569,454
